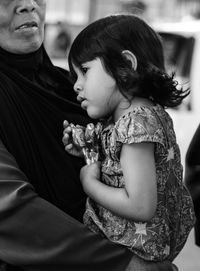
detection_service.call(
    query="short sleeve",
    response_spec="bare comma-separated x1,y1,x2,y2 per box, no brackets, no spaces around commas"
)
114,107,165,146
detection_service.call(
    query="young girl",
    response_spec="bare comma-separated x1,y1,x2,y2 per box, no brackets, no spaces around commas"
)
63,14,195,263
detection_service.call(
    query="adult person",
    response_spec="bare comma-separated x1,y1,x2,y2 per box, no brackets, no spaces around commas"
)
0,0,177,270
185,124,200,247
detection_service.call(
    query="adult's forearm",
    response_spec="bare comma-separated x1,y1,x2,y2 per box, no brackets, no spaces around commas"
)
0,139,132,271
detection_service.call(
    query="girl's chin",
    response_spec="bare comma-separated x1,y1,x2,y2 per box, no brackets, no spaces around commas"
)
87,113,100,120
87,110,102,120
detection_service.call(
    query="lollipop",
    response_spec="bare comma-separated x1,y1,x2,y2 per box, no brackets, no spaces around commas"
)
70,122,102,165
70,123,86,148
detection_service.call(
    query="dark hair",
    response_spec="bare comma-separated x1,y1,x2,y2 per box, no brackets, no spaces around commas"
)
68,14,189,108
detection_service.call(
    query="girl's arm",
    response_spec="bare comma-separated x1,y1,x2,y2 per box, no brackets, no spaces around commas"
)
80,142,157,221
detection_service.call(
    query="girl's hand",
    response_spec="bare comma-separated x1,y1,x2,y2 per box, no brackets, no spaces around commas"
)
80,162,101,192
62,120,83,157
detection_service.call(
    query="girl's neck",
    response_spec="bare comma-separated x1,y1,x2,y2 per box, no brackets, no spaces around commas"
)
113,97,154,122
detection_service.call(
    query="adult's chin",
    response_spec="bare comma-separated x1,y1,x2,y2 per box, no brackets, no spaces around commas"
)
3,33,44,54
20,41,43,54
15,37,43,54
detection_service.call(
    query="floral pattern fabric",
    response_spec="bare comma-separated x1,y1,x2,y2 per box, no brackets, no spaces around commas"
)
83,104,195,261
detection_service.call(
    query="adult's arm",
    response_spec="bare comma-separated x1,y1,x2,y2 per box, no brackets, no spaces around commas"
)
0,138,132,271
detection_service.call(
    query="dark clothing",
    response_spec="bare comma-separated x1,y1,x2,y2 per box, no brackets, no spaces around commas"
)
0,139,132,271
0,45,132,270
0,45,88,221
185,124,200,246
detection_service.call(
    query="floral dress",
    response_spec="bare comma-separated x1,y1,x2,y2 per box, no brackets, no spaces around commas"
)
83,104,195,261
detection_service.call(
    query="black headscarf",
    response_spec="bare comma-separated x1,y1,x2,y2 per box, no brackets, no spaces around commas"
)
0,45,89,221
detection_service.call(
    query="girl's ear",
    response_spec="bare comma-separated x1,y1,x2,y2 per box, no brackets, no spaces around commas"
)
122,50,137,71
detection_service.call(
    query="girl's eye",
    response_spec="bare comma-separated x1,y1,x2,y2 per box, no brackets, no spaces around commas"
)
80,66,88,74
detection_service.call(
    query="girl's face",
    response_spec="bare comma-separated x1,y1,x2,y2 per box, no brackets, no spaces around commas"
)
73,58,125,120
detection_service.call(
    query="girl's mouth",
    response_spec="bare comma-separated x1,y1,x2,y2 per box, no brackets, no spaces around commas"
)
81,100,88,110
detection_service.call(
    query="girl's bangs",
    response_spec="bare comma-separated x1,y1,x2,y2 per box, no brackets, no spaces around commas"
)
71,37,101,68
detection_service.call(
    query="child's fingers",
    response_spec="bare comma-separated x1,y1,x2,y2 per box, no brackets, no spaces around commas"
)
62,133,70,145
63,125,72,135
65,143,73,151
63,120,69,128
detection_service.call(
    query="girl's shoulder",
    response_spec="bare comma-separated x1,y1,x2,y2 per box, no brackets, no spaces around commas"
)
115,103,167,129
113,104,167,146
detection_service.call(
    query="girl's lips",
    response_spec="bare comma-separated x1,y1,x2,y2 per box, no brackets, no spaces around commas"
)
77,95,88,110
81,100,88,110
77,95,84,102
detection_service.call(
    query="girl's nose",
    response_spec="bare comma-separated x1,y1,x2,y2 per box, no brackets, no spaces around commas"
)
74,83,83,94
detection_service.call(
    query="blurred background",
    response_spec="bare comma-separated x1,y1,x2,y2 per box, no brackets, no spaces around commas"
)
44,1,200,270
